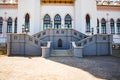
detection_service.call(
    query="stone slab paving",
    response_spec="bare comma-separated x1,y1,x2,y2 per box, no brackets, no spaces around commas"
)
0,56,120,80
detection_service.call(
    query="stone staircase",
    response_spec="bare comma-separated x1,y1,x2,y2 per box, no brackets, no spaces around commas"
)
51,50,73,57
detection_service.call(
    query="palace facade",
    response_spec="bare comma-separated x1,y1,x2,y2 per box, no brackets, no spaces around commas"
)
0,0,120,43
0,0,120,56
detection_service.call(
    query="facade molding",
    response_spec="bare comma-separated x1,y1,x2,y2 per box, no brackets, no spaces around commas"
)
97,5,120,11
0,4,17,9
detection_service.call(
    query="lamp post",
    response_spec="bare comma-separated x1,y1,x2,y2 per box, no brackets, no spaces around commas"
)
22,24,29,34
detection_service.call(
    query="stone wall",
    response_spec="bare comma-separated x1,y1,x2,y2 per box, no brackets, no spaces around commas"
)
7,34,42,56
76,34,113,56
112,44,120,57
33,29,87,49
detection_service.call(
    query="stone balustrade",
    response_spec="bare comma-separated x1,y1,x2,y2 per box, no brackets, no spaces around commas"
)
7,33,42,56
75,34,113,56
6,29,113,57
33,29,87,41
0,37,6,44
70,42,83,57
41,41,51,58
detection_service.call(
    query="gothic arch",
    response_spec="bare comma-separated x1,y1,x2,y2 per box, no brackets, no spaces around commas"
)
24,13,30,32
58,39,62,47
86,14,91,32
7,17,12,33
101,18,106,34
110,18,115,34
14,17,17,33
54,14,61,29
0,17,3,33
43,14,51,30
117,19,120,34
64,14,72,28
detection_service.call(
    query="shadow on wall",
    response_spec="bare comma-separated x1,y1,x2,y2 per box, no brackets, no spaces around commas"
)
46,56,120,80
0,43,7,55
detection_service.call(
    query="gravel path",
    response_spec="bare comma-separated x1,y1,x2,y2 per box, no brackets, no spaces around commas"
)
0,56,120,80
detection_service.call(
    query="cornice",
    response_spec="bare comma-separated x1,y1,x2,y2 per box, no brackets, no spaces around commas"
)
0,4,18,9
41,3,74,6
97,5,120,11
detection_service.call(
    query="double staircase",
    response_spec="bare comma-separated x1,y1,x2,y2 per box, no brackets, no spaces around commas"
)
51,50,73,57
6,29,113,57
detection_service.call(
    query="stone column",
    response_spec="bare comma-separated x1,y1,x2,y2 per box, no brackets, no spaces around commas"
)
99,22,101,34
107,21,110,34
52,20,54,29
61,19,64,28
3,20,7,37
115,21,117,34
12,20,14,33
72,20,74,29
7,34,10,55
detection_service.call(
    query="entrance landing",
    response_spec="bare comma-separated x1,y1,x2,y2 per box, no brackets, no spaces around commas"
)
51,50,73,57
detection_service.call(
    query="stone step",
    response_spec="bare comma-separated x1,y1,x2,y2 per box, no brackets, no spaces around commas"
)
51,50,73,57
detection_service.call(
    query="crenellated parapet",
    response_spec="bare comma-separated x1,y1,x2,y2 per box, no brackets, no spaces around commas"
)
0,0,18,4
0,0,18,9
41,0,74,4
96,0,120,6
96,0,120,10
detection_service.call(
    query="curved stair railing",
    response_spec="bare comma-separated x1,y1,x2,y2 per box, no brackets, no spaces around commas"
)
7,33,48,56
33,29,88,41
74,34,113,56
70,42,83,57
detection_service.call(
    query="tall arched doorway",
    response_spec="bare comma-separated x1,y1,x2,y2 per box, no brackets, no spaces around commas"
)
58,39,62,48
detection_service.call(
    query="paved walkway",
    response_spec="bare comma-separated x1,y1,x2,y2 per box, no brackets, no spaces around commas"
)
0,56,120,80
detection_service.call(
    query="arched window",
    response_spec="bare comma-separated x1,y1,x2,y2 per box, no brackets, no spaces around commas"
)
0,17,3,33
110,19,115,34
58,39,62,47
54,14,61,29
65,14,72,28
43,14,51,30
86,14,90,32
101,18,106,34
25,13,30,32
14,18,17,33
97,19,99,34
7,17,12,33
117,19,120,34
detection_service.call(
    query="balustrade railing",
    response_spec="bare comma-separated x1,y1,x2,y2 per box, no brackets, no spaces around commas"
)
0,37,7,43
33,29,88,41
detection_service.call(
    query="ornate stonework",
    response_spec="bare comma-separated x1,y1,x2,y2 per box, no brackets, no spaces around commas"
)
97,5,120,11
41,0,74,4
0,4,17,9
0,0,18,4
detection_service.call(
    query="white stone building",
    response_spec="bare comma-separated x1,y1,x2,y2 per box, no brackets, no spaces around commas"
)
0,0,120,43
